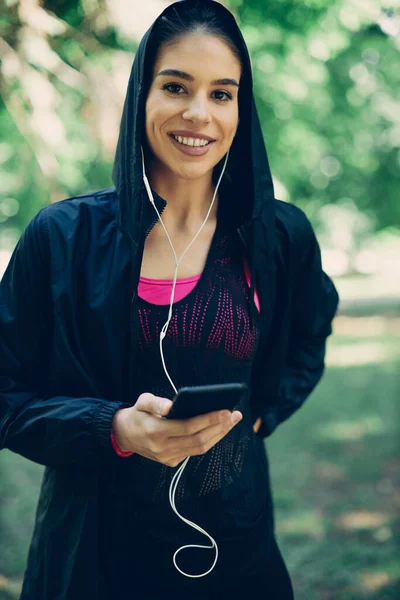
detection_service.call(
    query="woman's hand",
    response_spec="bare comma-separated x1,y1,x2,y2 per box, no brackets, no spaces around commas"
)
112,393,242,467
253,417,262,433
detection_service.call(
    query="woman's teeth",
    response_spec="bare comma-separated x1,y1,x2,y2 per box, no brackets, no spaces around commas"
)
171,134,211,147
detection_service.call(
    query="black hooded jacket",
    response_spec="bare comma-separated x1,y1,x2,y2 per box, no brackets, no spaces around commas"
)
0,1,339,598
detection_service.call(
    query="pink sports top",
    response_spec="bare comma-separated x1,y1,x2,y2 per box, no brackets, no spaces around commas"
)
138,258,260,311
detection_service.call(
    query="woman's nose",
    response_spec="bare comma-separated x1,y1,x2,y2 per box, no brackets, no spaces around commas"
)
182,95,212,124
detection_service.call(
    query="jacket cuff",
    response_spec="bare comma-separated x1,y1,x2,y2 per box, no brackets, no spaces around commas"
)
93,401,130,459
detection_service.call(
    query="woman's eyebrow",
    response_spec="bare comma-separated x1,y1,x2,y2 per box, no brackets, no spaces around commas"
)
156,69,239,87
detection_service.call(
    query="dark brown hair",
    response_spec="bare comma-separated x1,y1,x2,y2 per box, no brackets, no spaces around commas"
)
145,0,244,86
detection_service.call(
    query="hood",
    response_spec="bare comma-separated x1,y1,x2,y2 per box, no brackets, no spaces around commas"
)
112,0,276,263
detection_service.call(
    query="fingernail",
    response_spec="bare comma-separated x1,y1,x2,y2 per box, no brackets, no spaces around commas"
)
232,413,242,425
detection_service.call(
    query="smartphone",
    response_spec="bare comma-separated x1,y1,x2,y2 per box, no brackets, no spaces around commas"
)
166,382,248,420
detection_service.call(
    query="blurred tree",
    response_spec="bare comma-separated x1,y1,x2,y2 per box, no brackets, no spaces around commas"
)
0,0,140,250
228,0,400,232
0,0,399,253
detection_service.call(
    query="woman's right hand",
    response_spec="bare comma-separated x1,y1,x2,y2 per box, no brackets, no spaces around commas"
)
111,393,242,467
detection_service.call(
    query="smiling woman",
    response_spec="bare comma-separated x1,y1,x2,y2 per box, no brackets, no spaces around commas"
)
145,32,240,180
0,1,339,599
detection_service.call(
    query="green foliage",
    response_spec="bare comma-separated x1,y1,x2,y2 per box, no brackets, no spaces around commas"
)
0,0,137,248
227,0,400,231
0,0,399,248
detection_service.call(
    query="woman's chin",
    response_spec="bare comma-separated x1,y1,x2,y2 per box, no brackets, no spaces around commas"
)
172,162,215,181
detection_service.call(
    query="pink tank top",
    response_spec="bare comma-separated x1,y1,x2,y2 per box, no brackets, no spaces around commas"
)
138,258,260,311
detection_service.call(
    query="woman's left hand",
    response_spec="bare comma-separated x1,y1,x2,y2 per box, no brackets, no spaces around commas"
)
253,417,262,433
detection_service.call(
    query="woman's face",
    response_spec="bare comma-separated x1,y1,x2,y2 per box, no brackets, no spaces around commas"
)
145,32,241,181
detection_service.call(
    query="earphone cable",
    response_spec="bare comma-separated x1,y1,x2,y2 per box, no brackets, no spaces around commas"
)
141,146,229,577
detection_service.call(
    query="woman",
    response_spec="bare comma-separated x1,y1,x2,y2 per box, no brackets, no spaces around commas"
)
0,1,339,598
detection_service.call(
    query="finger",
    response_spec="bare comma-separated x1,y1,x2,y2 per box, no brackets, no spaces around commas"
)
166,409,242,437
186,424,237,457
163,412,242,465
167,421,229,452
169,411,242,454
253,417,262,433
135,393,172,417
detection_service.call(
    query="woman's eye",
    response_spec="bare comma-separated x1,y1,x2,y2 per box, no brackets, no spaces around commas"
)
213,90,232,102
163,83,185,94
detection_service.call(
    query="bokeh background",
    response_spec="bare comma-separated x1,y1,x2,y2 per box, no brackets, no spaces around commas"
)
0,0,399,598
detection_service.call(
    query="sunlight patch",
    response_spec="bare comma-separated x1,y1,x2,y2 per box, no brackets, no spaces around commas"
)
359,569,390,592
335,509,389,530
318,415,385,440
325,342,397,366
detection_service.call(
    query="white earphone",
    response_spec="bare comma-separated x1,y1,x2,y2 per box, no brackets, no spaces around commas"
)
141,146,229,577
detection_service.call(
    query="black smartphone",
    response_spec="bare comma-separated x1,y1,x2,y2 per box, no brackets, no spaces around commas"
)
166,382,248,420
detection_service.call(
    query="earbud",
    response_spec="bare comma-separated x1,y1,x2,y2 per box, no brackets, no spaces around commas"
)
141,147,155,205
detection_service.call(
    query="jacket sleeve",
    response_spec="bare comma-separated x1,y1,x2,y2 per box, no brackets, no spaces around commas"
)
259,216,339,438
0,209,130,466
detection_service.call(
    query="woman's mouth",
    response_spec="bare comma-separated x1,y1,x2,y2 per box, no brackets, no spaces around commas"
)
168,133,215,156
171,134,211,147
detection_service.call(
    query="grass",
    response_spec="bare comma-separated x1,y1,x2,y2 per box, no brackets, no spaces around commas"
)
268,315,400,599
0,314,399,599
